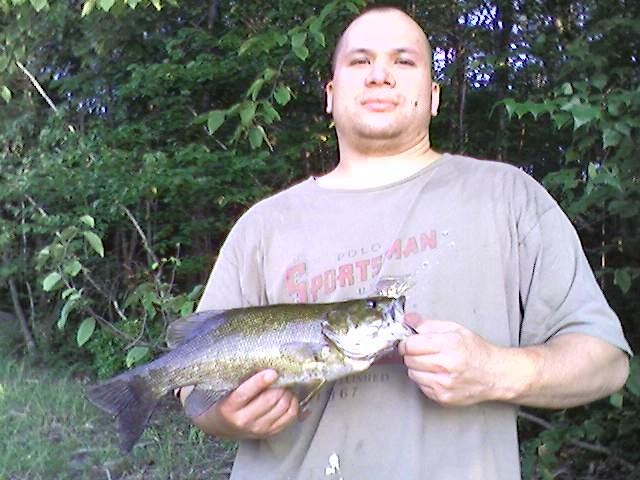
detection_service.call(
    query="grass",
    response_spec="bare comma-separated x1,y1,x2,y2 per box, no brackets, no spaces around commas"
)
0,354,236,480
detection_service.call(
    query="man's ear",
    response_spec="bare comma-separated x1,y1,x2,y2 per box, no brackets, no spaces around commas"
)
325,81,334,114
431,82,440,117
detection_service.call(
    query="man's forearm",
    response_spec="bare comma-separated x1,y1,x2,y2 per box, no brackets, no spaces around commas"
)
493,333,629,408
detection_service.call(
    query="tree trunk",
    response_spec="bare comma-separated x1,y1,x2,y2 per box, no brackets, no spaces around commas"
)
8,277,37,352
494,0,513,161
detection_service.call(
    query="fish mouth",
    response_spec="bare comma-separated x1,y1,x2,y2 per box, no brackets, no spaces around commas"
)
322,296,414,361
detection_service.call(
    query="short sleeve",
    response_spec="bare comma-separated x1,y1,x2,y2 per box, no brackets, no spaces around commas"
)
518,200,632,355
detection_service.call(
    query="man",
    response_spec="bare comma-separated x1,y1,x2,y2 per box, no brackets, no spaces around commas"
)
180,6,631,479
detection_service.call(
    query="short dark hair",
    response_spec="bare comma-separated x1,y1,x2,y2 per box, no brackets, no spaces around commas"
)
329,5,432,76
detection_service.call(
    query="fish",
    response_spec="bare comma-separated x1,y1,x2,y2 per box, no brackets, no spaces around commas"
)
86,295,413,452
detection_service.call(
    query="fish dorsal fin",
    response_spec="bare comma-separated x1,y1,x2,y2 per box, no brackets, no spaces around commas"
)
166,310,226,348
184,385,229,418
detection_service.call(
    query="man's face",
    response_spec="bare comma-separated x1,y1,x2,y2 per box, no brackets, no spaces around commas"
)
326,10,439,150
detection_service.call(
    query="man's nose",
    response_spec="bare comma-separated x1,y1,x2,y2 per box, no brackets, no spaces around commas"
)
365,62,395,87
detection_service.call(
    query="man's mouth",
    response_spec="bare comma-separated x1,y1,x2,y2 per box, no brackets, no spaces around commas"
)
361,98,397,111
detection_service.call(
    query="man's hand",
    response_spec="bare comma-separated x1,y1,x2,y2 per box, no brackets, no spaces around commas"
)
398,320,506,406
183,369,299,439
398,319,629,409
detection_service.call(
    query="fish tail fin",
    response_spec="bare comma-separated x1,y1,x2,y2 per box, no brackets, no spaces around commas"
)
86,373,160,453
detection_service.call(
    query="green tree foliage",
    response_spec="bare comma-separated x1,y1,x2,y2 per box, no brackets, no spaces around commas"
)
0,0,638,476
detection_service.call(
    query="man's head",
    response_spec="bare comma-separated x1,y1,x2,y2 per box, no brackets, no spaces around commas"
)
326,7,440,155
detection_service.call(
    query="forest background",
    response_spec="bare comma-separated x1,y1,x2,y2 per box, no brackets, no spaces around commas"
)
0,0,638,478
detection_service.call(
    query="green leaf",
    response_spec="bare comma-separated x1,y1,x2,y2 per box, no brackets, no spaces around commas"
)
248,126,264,149
609,392,623,409
82,231,104,257
187,284,204,300
561,82,573,96
81,0,96,16
79,215,95,228
63,260,82,277
58,292,81,330
43,272,62,292
98,0,114,11
239,102,257,126
62,287,76,300
501,99,516,118
602,128,621,148
179,301,195,316
551,111,571,129
274,85,291,106
150,0,161,10
309,17,322,34
126,346,150,368
569,104,600,130
1,85,11,103
291,32,307,49
207,110,226,134
310,30,326,48
248,78,265,101
260,101,281,124
293,45,309,61
29,0,47,11
614,269,632,294
238,37,259,56
60,226,79,242
76,317,96,346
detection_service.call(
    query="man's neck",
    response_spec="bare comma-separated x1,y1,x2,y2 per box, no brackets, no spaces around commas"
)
316,135,441,190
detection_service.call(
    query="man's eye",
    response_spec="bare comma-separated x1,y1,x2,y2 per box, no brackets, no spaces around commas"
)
350,57,370,65
396,58,416,66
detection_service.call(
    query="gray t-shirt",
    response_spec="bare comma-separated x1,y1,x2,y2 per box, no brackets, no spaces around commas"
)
198,154,631,480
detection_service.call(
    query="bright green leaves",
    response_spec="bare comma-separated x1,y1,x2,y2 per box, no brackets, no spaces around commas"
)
81,0,95,16
0,85,11,103
80,0,168,16
98,0,115,11
274,85,292,106
79,215,95,228
614,268,633,294
82,231,104,257
249,126,268,150
126,346,149,367
63,260,82,277
76,317,96,346
207,110,226,135
560,100,600,131
239,102,257,126
42,271,62,291
29,0,48,11
291,31,309,61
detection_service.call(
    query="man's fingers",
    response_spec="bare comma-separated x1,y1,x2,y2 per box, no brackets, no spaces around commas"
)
227,369,278,409
400,331,459,356
252,393,298,436
413,320,461,334
403,352,451,373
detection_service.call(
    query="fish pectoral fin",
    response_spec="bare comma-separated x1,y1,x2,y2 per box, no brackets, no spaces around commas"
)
298,379,326,410
280,342,328,363
184,386,228,418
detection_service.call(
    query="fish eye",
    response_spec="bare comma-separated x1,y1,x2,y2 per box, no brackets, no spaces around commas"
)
366,299,377,309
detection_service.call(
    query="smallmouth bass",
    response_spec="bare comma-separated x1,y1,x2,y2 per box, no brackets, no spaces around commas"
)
86,296,413,452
